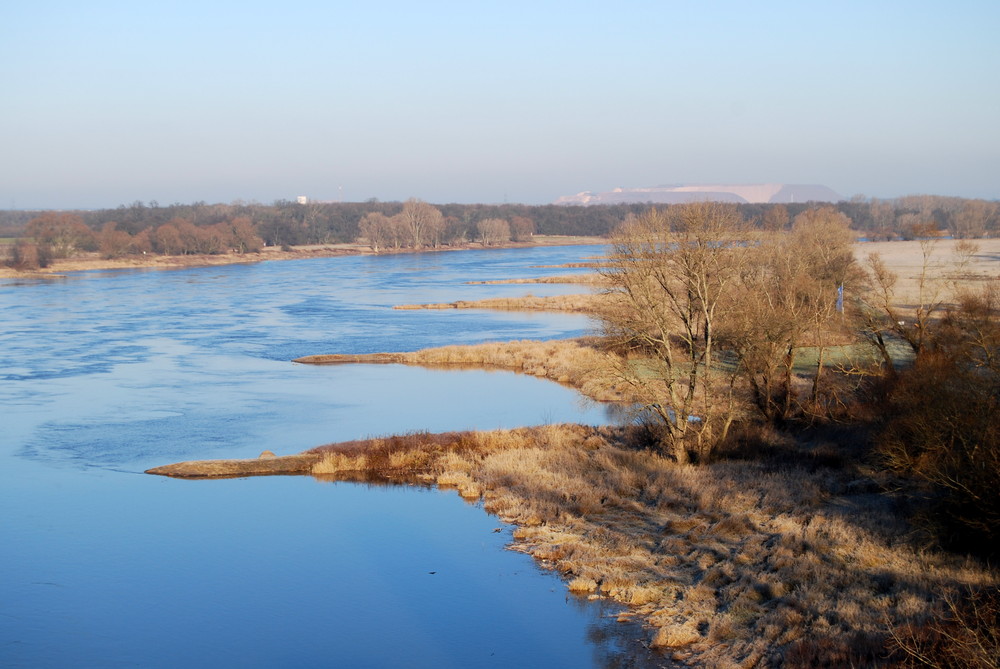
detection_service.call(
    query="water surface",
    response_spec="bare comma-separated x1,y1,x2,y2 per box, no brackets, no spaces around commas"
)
1,246,658,667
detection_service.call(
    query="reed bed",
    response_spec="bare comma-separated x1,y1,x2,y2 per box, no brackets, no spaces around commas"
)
465,273,605,285
393,293,604,313
308,424,997,667
296,338,630,403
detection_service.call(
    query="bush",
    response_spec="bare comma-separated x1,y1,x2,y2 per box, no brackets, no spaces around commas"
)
888,586,1000,669
877,347,999,556
7,241,52,269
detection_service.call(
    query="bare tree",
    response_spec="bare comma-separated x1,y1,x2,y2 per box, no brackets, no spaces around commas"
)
509,216,535,242
877,281,1000,553
725,237,816,423
152,222,184,255
858,239,974,367
791,207,859,409
226,216,263,253
477,218,510,246
398,198,443,249
358,212,391,253
761,204,789,232
951,199,997,239
869,199,897,241
721,208,857,423
600,203,752,463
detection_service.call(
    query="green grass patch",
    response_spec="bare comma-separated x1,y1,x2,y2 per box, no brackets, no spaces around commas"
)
627,337,916,381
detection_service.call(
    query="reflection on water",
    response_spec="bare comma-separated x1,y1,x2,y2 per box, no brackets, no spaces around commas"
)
0,246,665,667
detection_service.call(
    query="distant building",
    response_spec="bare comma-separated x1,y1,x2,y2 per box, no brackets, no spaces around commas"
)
296,196,309,205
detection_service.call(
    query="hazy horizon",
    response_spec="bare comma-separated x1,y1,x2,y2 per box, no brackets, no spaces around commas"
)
3,1,998,210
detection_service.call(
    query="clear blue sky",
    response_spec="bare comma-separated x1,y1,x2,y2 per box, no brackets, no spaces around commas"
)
2,0,998,209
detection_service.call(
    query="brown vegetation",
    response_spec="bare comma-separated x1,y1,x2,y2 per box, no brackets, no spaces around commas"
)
464,273,604,285
599,203,863,462
873,284,1000,555
146,452,321,478
887,586,1000,669
601,203,757,464
295,338,629,403
306,424,997,667
393,293,604,313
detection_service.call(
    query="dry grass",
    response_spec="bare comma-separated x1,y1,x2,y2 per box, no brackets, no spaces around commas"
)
307,424,997,667
465,273,605,285
856,238,1000,310
296,337,631,403
393,293,605,313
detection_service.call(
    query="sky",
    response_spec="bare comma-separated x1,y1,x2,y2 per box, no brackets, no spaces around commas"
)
2,0,998,209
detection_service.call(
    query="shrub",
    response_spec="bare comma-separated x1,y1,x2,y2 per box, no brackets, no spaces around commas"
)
7,241,52,269
888,586,1000,669
876,300,1000,557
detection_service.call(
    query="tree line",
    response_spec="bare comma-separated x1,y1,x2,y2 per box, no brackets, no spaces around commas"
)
356,199,536,252
3,211,266,269
3,194,997,270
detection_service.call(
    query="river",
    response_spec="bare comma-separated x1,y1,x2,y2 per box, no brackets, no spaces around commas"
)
0,246,659,668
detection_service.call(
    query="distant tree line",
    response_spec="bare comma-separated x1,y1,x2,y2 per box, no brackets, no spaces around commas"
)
2,210,265,269
3,194,997,269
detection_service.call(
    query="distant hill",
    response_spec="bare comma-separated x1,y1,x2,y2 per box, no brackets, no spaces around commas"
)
554,183,842,205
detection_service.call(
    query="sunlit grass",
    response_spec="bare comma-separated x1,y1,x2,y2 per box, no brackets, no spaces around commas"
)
307,424,998,666
393,293,604,313
296,338,631,403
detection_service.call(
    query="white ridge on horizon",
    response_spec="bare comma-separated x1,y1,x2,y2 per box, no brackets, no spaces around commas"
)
555,183,842,206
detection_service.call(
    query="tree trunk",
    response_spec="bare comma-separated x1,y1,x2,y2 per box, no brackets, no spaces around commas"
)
781,345,795,420
811,345,825,409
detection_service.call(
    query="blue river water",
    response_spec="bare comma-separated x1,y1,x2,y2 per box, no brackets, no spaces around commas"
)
0,246,661,667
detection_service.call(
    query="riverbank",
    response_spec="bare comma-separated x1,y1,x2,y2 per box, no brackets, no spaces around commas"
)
0,235,607,279
312,426,997,667
150,423,998,666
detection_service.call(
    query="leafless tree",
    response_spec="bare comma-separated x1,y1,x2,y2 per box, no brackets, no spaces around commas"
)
600,203,753,463
509,216,535,242
722,207,858,422
359,212,391,253
398,198,443,249
477,218,510,246
761,204,789,232
858,239,977,367
951,199,997,239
